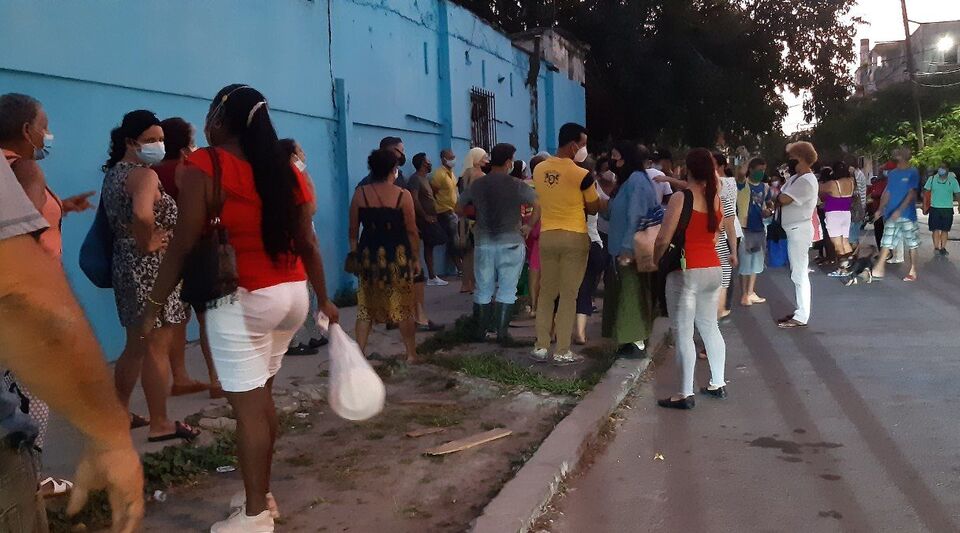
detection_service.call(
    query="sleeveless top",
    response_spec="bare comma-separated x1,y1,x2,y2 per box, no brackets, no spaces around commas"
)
823,179,854,213
357,185,414,286
2,149,62,258
684,210,722,269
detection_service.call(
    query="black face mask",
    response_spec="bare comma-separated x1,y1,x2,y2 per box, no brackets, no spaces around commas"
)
787,158,799,175
424,163,433,174
398,154,407,167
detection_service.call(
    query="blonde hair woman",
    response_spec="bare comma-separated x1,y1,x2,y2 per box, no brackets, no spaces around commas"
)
458,147,489,294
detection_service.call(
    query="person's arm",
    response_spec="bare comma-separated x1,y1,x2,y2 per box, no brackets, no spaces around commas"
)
889,188,916,221
139,164,210,333
455,181,473,217
654,191,684,263
126,167,166,254
582,173,601,215
409,178,428,221
292,202,339,323
874,189,890,221
348,189,361,253
620,180,644,260
10,159,47,211
520,185,540,238
723,215,739,267
61,191,97,215
0,235,143,532
400,190,421,274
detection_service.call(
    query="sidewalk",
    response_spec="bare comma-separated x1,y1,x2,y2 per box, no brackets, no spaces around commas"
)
43,279,473,478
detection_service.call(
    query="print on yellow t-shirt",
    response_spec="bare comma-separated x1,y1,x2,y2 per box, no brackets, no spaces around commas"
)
533,157,599,234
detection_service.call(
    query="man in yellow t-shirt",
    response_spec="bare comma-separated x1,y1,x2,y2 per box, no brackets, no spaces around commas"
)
430,148,463,274
531,123,601,365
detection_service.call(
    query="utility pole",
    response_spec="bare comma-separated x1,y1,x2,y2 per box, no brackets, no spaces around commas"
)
900,0,925,150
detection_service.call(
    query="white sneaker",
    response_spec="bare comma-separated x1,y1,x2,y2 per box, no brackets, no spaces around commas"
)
633,341,645,351
211,509,273,533
552,351,585,366
427,277,449,287
530,348,550,362
229,491,280,520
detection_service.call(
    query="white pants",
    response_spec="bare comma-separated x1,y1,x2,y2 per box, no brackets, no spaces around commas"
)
666,268,725,397
205,281,309,393
785,223,813,324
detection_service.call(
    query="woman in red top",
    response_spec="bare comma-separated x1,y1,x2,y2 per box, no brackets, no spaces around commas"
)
654,148,737,410
142,84,338,533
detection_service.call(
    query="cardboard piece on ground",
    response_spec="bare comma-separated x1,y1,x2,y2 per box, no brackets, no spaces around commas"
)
406,427,447,438
397,398,458,407
424,428,512,456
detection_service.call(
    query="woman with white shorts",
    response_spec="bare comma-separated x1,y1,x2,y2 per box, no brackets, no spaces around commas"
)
141,84,339,533
820,163,855,276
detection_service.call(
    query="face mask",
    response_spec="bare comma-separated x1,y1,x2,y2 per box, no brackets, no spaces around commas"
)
939,168,947,177
294,159,307,172
751,170,765,182
443,158,455,169
653,163,663,171
574,145,588,163
772,180,781,188
787,158,799,176
137,141,166,165
29,128,52,160
397,153,407,167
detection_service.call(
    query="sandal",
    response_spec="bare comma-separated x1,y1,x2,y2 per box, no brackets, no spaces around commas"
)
38,477,73,499
308,336,329,349
902,274,917,282
130,413,150,430
147,421,200,443
777,318,808,329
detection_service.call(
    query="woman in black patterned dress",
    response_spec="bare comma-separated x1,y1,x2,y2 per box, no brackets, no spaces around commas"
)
101,110,196,442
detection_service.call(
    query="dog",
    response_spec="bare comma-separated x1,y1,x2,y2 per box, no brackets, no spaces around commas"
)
843,244,879,286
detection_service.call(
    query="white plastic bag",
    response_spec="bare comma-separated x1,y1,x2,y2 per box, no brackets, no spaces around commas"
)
325,322,385,421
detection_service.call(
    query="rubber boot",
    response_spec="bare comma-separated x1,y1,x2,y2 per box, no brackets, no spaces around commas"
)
473,303,494,340
496,302,514,345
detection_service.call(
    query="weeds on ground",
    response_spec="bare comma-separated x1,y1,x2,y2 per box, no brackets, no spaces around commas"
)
427,352,595,396
47,490,111,533
417,315,482,354
142,431,237,492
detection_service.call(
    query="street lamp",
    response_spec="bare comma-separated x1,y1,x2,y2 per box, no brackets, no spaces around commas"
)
938,36,955,53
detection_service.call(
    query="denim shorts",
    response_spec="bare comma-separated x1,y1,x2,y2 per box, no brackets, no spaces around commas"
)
0,444,44,533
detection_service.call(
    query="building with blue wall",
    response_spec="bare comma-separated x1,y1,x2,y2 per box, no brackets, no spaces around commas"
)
0,0,585,359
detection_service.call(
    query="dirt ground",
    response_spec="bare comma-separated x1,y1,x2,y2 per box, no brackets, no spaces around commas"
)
138,356,577,532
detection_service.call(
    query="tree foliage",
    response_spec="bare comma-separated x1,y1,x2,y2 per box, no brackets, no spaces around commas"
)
455,0,859,146
868,105,960,168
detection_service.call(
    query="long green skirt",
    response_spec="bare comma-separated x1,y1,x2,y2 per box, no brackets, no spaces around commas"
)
602,264,656,345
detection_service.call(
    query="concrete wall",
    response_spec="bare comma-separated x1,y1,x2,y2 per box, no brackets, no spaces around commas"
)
0,0,584,359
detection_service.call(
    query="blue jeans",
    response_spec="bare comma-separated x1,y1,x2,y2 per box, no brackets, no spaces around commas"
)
474,239,526,305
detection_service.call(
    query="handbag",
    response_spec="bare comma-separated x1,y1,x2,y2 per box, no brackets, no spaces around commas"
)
922,185,932,215
658,189,693,274
79,200,114,289
766,207,787,242
180,147,239,309
633,205,664,272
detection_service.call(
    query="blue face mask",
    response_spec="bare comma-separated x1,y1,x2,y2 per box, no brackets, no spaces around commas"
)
137,141,166,165
30,130,53,161
939,168,948,177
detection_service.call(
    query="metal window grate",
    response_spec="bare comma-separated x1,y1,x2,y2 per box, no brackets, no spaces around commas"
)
470,87,496,152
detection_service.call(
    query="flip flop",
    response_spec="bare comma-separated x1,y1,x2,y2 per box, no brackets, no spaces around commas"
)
308,337,329,349
130,413,150,430
148,421,200,443
777,319,808,329
285,343,319,356
39,477,73,499
902,274,917,282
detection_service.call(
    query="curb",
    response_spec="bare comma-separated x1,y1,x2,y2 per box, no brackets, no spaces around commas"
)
471,316,670,533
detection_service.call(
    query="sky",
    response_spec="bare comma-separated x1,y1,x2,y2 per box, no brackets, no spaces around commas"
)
780,0,960,134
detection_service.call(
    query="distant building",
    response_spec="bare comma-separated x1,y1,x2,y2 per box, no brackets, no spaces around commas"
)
856,20,960,96
0,0,586,358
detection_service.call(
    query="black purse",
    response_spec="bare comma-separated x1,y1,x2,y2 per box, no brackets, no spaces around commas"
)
658,189,693,274
767,207,787,242
181,147,239,309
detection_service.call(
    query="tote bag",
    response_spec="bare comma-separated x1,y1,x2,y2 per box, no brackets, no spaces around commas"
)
78,201,114,288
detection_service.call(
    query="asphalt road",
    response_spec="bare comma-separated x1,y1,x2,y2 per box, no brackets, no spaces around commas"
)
548,227,960,532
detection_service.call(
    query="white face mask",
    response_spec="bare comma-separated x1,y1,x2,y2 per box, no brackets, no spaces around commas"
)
294,159,307,172
574,145,588,163
444,158,455,169
137,141,166,165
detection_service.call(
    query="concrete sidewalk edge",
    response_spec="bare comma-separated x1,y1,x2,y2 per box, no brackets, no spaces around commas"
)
470,317,670,533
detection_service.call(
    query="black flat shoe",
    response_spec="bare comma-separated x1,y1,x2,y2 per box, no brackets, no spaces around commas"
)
657,396,695,410
308,336,329,349
700,386,728,399
285,343,319,356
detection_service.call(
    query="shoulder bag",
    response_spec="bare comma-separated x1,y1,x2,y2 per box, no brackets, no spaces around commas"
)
180,147,239,309
79,200,114,289
658,189,693,274
633,205,664,272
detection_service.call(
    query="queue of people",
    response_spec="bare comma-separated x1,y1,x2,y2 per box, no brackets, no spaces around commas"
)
3,78,955,533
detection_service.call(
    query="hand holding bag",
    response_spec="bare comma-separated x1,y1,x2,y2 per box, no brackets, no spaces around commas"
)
180,147,239,309
658,189,693,274
633,205,664,272
79,201,114,288
327,323,385,421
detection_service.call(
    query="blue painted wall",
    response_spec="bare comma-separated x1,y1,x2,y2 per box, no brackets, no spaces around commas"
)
0,0,584,360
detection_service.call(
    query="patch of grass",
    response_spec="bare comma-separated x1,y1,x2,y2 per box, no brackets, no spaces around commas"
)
417,315,482,354
427,353,605,396
480,420,506,431
284,453,315,467
405,405,466,428
47,490,111,532
141,432,237,492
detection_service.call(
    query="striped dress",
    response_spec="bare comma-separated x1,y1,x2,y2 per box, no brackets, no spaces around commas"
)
716,179,738,288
